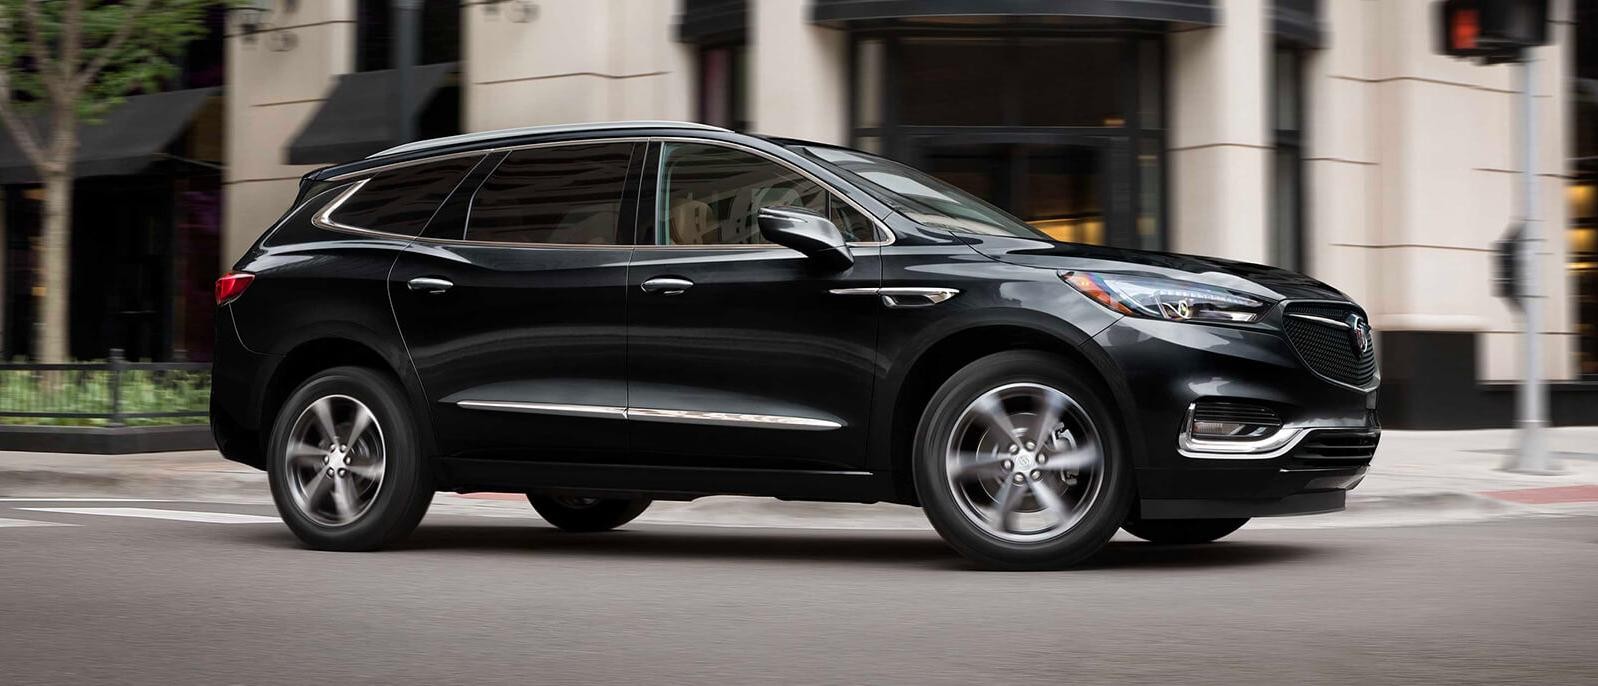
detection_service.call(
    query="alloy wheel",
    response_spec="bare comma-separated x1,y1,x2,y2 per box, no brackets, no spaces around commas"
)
943,382,1105,543
284,394,387,527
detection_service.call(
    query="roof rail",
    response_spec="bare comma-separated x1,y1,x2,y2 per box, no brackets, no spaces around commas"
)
368,120,730,159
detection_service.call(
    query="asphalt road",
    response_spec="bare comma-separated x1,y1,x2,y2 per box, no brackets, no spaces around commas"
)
1,500,1594,685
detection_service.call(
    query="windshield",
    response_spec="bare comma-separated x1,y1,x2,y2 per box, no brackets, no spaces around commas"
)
792,145,1050,240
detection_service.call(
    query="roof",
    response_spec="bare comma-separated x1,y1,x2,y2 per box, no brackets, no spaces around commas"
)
367,121,731,160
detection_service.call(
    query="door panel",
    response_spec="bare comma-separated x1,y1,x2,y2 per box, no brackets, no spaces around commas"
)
389,141,640,461
625,141,884,471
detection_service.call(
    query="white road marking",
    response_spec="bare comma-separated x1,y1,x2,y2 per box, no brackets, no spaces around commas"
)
16,507,280,524
0,517,78,528
0,497,177,503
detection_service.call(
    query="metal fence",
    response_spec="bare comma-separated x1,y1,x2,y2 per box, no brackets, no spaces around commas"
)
0,349,210,426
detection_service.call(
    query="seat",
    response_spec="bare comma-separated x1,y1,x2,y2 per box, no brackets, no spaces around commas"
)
669,197,717,245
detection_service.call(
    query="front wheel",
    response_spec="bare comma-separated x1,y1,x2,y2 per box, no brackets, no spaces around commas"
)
913,351,1132,570
1122,517,1249,544
528,495,651,532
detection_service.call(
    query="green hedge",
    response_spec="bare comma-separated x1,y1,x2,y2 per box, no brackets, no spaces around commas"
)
0,368,210,426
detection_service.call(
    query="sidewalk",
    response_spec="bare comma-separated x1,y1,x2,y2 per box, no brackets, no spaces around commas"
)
1,428,1595,530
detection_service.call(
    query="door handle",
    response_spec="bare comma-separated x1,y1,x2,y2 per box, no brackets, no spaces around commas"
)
407,277,454,294
640,277,694,296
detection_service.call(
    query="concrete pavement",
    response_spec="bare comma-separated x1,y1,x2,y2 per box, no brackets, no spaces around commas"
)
1,427,1596,530
0,499,1594,685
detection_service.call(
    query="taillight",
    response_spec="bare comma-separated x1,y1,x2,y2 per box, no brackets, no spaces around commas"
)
215,272,254,306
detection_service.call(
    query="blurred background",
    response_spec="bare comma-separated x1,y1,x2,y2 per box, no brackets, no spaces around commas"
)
0,0,1593,431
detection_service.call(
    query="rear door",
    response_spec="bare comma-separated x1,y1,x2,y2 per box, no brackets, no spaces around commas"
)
389,140,642,461
624,141,885,471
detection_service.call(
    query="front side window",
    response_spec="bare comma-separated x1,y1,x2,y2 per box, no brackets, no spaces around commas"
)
465,143,637,245
329,155,481,236
656,143,877,245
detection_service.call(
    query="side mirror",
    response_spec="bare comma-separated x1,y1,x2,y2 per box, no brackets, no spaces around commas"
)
757,206,854,271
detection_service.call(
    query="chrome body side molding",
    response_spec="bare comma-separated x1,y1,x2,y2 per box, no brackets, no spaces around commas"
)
830,287,960,308
455,400,841,431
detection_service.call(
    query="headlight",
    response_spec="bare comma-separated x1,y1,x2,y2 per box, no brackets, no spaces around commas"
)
1060,271,1271,323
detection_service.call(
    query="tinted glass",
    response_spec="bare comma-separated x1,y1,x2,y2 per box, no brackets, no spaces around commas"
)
656,143,877,245
465,143,637,245
897,39,1005,126
794,145,1047,240
329,155,481,236
1018,39,1122,127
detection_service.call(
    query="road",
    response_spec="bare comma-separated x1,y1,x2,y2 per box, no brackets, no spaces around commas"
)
1,499,1594,685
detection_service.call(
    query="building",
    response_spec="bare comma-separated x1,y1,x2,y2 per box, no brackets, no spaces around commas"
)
6,0,1585,428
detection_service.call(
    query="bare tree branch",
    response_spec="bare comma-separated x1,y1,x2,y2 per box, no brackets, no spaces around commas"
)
73,0,157,94
0,95,51,172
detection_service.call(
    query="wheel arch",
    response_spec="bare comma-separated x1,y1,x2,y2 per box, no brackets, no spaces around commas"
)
874,316,1141,505
255,335,433,466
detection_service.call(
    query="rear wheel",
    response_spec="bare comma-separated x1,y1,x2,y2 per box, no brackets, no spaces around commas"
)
528,495,651,532
267,366,432,551
1122,517,1249,544
913,351,1131,570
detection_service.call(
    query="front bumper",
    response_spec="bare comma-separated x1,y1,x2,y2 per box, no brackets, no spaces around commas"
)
1092,314,1379,519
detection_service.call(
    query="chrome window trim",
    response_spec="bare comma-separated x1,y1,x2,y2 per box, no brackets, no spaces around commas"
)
454,400,842,431
310,178,389,236
313,134,897,248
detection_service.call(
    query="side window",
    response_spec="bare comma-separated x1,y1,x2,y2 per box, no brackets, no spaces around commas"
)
656,142,878,245
328,155,481,236
465,142,636,245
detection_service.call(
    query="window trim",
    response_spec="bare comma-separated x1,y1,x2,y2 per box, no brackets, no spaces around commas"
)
311,136,896,249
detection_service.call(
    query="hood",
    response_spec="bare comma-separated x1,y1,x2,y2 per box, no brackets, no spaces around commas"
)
957,233,1351,303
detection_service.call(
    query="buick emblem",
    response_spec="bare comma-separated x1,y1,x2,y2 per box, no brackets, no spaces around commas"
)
1346,314,1372,355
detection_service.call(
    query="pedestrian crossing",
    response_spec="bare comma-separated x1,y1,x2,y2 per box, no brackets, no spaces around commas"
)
0,500,282,528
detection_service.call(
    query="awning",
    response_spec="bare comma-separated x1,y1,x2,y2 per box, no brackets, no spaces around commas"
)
1272,0,1322,47
0,87,219,184
678,0,747,44
812,0,1217,26
285,62,457,165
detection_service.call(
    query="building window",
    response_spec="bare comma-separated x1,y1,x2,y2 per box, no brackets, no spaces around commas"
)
697,44,748,131
849,33,1165,250
1271,44,1306,272
1573,2,1597,379
355,0,461,72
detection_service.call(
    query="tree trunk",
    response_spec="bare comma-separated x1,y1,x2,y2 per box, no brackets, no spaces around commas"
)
37,169,71,363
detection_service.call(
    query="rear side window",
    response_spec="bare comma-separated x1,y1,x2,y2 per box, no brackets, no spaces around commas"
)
328,155,482,237
464,142,637,245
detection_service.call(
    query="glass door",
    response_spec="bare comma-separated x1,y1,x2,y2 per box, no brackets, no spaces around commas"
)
911,140,1111,245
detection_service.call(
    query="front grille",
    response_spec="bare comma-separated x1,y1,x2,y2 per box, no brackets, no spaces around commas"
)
1290,430,1380,468
1282,303,1378,388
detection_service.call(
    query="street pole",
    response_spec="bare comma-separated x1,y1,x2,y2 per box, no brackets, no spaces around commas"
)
390,0,421,147
1505,55,1558,474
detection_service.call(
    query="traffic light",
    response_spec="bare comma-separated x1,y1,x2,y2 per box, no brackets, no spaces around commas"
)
1437,0,1549,63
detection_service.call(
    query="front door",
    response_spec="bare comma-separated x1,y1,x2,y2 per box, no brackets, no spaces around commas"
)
390,141,642,461
625,141,884,471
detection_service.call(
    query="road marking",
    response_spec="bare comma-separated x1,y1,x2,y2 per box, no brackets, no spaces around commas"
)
0,497,177,503
16,507,280,524
0,517,78,528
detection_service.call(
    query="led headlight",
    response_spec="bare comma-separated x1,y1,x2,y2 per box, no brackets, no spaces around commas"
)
1060,271,1271,323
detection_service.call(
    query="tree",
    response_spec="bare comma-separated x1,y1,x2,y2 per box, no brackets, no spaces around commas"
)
0,0,218,362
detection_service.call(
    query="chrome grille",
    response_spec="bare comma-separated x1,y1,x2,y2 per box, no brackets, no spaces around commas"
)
1282,303,1378,388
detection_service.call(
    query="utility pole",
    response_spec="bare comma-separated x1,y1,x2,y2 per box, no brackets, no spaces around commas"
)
391,0,422,147
1436,0,1559,473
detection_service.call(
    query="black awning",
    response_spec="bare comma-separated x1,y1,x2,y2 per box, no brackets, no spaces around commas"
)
0,87,219,184
812,0,1216,26
678,0,747,44
1272,0,1322,47
285,62,457,165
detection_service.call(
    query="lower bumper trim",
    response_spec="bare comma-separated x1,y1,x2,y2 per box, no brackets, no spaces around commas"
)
1139,490,1345,520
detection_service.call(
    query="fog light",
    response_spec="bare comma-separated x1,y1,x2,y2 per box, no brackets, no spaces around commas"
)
1187,401,1282,441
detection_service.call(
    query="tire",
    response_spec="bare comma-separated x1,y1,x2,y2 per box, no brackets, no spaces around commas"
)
913,351,1132,570
528,495,651,532
267,366,433,551
1122,517,1249,544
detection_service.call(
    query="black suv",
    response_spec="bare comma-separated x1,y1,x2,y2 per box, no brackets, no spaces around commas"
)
212,121,1379,569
